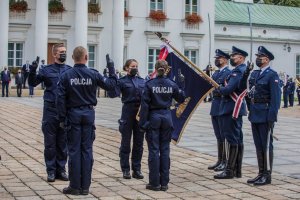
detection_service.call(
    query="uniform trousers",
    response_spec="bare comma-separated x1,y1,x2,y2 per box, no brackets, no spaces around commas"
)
146,110,172,187
42,102,67,174
67,106,95,190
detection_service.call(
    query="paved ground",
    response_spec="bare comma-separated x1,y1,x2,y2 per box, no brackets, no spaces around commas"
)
0,97,300,200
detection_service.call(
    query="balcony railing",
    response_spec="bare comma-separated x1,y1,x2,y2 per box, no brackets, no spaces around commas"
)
185,22,200,30
9,11,26,20
49,12,63,22
88,13,99,23
149,19,165,28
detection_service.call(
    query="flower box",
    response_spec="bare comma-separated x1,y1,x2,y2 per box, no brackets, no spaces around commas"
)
88,2,101,14
185,13,203,25
149,10,167,22
48,0,66,14
9,0,28,13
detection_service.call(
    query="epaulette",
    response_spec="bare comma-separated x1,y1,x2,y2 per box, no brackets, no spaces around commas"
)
90,68,99,73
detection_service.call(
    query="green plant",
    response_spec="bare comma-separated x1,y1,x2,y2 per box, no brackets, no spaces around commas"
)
9,0,28,13
149,10,167,22
185,13,203,25
48,0,66,14
88,2,101,14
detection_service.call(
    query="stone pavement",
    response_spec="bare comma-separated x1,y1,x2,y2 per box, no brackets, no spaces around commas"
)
0,97,300,200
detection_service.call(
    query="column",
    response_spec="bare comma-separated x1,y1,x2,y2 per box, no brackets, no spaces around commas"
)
112,0,124,69
0,0,9,67
75,0,88,49
35,0,48,62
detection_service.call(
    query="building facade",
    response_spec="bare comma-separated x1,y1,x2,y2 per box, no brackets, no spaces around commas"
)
1,0,300,78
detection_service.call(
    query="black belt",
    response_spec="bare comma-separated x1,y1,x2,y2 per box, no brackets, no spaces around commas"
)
72,105,94,109
150,107,169,111
251,98,270,103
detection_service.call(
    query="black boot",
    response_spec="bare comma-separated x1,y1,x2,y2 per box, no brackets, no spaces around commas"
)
208,142,223,170
235,144,244,178
214,142,227,172
254,150,272,186
214,144,238,179
247,151,264,184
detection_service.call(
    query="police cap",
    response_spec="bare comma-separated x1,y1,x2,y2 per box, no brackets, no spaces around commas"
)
231,46,248,57
255,46,274,60
214,49,230,59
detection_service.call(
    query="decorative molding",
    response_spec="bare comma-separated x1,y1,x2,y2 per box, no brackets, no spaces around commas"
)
9,23,31,32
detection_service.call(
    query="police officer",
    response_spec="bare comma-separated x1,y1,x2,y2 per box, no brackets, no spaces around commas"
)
139,60,186,191
208,49,231,172
56,46,117,195
282,76,295,108
239,46,281,185
214,46,247,179
108,59,145,179
296,77,300,105
28,43,70,182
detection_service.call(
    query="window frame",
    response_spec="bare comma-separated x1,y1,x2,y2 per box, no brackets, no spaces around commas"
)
87,44,96,68
296,54,300,79
150,0,164,11
147,47,161,74
185,0,198,16
184,49,198,66
8,42,24,67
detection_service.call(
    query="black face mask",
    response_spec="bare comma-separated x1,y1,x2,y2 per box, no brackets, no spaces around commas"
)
130,68,138,76
230,58,237,66
215,59,221,67
256,58,263,67
58,53,66,63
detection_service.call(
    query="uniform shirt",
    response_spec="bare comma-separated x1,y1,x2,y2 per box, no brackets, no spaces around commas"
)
109,75,145,104
247,67,281,123
28,63,71,103
218,63,247,116
139,76,186,128
210,66,231,116
56,64,117,121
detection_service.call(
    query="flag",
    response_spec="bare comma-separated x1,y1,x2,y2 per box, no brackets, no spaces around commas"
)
159,46,214,144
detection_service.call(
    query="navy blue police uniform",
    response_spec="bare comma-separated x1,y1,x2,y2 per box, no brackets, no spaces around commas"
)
29,62,71,180
214,46,247,179
287,79,295,107
56,64,117,194
240,46,281,185
208,49,231,171
297,81,300,105
109,74,146,178
139,76,185,191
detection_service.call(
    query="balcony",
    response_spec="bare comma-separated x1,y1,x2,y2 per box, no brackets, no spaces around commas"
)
49,12,63,22
9,11,26,20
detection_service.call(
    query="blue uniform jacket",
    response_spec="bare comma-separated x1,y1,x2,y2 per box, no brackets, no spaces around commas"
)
218,64,247,116
247,68,281,123
139,76,186,129
28,63,72,102
108,75,145,104
210,67,231,116
284,81,295,94
56,64,117,121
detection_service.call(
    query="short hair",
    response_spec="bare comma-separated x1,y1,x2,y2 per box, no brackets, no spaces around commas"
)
155,59,168,70
73,46,87,62
52,43,65,55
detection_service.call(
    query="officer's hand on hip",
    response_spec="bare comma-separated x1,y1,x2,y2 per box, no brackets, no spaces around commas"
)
106,54,115,75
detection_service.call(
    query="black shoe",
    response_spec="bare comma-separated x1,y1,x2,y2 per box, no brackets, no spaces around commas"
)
123,171,131,179
56,171,69,181
132,171,144,179
80,189,89,195
146,184,160,191
253,174,271,186
247,174,263,184
47,173,55,182
63,186,80,195
161,185,168,191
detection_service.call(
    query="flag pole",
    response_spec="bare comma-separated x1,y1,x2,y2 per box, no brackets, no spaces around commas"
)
154,32,219,88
